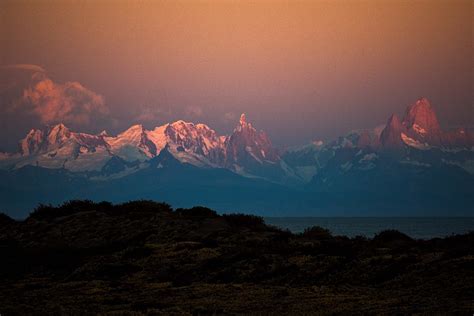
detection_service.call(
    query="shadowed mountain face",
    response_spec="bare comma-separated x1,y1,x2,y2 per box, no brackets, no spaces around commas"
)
380,114,405,148
0,201,473,314
0,98,473,217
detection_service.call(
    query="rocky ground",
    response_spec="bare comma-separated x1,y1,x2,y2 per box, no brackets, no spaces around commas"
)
0,200,473,315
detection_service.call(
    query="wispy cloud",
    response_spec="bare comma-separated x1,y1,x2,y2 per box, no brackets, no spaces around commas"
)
1,64,46,73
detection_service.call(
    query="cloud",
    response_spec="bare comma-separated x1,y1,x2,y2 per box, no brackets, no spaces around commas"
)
1,65,108,127
184,105,203,117
21,78,109,126
0,65,115,150
1,64,46,73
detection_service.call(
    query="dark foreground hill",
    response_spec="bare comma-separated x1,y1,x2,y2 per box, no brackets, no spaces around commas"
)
0,201,473,315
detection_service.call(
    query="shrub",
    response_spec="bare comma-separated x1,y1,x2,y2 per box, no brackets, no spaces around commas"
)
29,200,103,220
175,206,218,218
29,200,174,220
115,200,172,215
373,229,413,243
223,213,266,230
301,226,333,240
0,212,15,226
29,203,65,221
372,229,414,249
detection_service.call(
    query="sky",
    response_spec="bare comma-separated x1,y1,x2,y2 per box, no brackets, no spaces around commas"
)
0,0,472,151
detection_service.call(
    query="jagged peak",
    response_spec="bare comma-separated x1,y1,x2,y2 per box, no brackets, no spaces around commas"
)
240,113,247,125
129,124,144,130
171,119,192,126
234,113,256,133
379,113,405,149
151,123,169,132
415,97,431,107
119,124,144,135
387,113,402,127
26,128,43,136
46,123,71,144
195,123,211,130
52,122,70,131
47,123,70,135
402,97,440,132
169,120,200,132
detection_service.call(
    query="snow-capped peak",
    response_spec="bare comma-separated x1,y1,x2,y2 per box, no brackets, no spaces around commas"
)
119,124,144,136
47,123,71,145
105,124,156,161
240,113,247,125
5,115,285,181
402,97,440,133
19,128,45,155
225,113,279,167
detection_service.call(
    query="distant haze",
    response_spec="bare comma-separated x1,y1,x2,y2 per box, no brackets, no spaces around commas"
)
0,0,472,151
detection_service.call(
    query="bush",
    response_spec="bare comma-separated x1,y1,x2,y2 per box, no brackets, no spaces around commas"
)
372,229,414,248
29,200,175,220
301,226,332,240
223,213,266,230
0,212,15,226
373,229,413,243
115,200,172,215
29,202,81,221
175,206,218,218
29,200,110,220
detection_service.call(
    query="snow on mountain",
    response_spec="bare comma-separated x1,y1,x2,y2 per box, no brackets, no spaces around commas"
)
1,98,472,185
0,114,288,181
283,97,474,184
400,133,431,150
400,97,443,146
7,123,112,171
163,120,226,167
402,98,441,133
378,97,474,150
225,114,279,166
105,124,156,162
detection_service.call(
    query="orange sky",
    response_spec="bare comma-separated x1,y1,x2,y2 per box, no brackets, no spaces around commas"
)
1,0,472,148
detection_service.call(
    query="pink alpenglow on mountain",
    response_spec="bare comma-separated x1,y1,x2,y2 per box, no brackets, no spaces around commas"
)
1,113,282,175
401,98,442,145
379,98,473,150
380,114,406,149
0,99,472,182
225,114,280,167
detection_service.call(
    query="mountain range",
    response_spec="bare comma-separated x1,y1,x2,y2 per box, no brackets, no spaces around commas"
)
1,97,473,217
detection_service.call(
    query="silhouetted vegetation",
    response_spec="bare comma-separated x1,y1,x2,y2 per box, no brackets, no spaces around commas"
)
222,213,266,230
30,200,173,220
0,212,15,225
175,206,218,218
372,229,415,248
0,200,472,314
301,225,333,239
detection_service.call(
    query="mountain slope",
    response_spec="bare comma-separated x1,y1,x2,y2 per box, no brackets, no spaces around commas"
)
0,97,473,217
0,149,299,218
0,114,291,182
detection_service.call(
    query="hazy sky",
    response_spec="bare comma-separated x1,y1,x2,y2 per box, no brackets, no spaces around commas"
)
1,0,472,150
